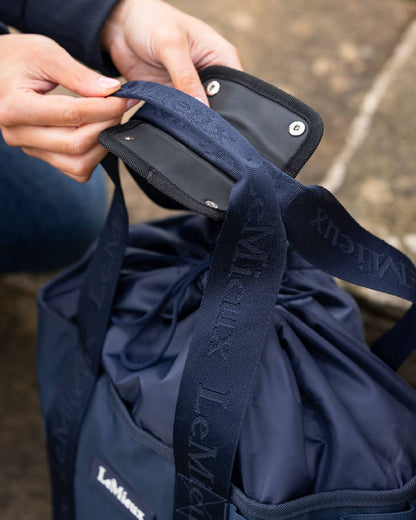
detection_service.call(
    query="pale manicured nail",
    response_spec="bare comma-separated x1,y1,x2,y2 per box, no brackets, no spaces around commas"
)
96,77,121,89
195,95,209,107
127,99,140,109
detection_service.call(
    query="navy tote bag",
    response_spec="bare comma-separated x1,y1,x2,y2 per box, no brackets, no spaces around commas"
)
37,77,416,520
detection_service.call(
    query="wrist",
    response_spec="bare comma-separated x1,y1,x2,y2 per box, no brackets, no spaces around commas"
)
100,0,131,55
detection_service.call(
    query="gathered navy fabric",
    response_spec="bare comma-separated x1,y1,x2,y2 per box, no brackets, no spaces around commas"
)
41,211,416,508
64,212,415,506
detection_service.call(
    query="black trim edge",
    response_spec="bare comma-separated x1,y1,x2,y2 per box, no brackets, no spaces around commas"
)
99,121,225,221
199,66,324,176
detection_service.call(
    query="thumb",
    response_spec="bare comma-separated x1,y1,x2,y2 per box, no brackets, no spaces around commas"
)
159,41,209,105
42,44,121,97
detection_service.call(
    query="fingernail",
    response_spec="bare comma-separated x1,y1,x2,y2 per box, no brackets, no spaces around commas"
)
195,95,209,107
96,77,121,89
127,99,140,109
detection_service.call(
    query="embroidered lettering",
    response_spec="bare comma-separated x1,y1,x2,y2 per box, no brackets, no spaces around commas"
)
181,176,277,518
96,466,145,520
309,206,416,290
91,460,154,520
188,441,217,485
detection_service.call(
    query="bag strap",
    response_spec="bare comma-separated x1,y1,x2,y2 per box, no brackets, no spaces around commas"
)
371,304,416,370
77,152,129,375
75,82,416,519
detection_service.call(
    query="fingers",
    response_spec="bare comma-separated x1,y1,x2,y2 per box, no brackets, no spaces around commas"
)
2,118,121,182
101,0,243,104
158,38,210,105
186,21,244,71
0,33,133,182
158,32,243,105
213,42,243,71
22,144,109,183
0,91,131,128
37,39,123,98
1,119,120,154
149,15,243,105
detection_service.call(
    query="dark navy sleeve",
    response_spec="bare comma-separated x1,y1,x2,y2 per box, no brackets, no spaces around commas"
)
0,3,26,26
0,0,119,75
0,22,10,35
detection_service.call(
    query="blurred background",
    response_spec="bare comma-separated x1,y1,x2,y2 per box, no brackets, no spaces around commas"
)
1,0,416,518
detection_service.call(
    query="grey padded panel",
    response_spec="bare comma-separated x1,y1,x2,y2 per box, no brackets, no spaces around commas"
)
106,121,233,214
203,78,308,172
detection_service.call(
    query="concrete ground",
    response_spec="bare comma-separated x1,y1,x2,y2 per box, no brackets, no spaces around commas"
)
2,0,416,517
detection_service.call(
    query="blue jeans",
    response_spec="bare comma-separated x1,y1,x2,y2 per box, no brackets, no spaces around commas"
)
0,134,108,273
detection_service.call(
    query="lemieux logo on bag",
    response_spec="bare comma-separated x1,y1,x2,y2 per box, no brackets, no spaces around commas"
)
90,458,155,520
309,206,416,290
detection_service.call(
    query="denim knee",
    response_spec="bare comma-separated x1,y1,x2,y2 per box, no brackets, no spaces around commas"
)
0,136,108,273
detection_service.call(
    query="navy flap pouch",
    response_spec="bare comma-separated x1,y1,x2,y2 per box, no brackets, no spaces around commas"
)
99,66,323,219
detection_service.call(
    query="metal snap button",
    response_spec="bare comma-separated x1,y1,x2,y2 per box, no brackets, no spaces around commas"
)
288,121,306,136
206,80,221,97
204,200,219,209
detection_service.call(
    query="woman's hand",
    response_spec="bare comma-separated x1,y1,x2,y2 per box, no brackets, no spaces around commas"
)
101,0,243,105
0,34,135,182
0,2,242,182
